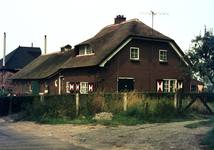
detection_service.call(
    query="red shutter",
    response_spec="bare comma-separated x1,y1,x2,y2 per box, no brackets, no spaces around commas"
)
177,80,183,92
70,82,74,92
88,83,93,92
157,80,163,92
76,82,80,92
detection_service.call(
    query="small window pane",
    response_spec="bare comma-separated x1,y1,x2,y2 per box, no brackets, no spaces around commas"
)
160,50,167,61
131,48,139,59
79,46,85,55
86,46,92,54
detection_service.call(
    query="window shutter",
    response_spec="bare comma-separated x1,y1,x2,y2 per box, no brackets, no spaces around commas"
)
76,82,80,92
157,80,163,92
177,80,183,92
69,82,74,93
88,83,93,92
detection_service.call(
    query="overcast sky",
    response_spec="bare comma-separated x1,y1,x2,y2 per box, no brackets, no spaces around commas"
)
0,0,213,59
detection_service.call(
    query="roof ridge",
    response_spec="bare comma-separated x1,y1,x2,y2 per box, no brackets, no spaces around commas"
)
103,18,141,29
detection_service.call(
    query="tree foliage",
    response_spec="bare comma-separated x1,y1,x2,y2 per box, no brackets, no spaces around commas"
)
181,27,214,85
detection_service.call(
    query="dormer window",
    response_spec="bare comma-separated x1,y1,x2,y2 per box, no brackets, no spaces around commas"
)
79,45,93,55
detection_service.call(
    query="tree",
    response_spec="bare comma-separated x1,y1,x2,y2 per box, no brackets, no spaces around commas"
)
181,27,214,85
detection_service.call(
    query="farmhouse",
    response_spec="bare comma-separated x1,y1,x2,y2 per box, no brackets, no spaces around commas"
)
0,46,41,91
10,15,190,95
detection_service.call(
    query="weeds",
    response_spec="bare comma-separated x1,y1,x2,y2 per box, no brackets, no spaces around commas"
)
19,91,214,126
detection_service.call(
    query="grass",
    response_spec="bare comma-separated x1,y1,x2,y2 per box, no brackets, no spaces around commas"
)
185,118,214,128
200,128,214,150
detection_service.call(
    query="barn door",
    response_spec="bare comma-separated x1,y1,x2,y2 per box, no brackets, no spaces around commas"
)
22,81,25,94
31,81,40,95
118,78,134,92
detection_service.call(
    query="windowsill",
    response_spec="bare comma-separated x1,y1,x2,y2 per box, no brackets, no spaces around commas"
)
159,60,168,63
130,58,140,61
76,53,95,57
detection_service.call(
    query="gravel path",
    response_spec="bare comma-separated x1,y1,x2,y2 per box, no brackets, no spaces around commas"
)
2,118,213,150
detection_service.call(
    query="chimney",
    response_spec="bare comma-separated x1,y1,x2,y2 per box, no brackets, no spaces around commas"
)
3,32,6,67
44,35,47,54
114,15,126,24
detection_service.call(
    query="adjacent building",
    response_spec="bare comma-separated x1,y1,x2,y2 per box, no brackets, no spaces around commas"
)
0,46,41,91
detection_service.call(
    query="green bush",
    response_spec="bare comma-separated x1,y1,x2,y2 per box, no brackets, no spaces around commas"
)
24,94,76,122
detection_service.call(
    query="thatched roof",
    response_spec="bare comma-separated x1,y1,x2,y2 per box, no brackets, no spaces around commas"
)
10,50,73,79
61,19,176,69
10,18,185,80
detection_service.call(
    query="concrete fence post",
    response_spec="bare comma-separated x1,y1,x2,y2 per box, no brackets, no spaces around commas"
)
40,95,44,104
123,93,127,111
174,89,178,108
8,94,12,118
76,93,79,116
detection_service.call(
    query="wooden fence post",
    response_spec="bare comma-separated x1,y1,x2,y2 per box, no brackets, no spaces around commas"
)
174,89,178,109
76,93,79,116
124,93,127,111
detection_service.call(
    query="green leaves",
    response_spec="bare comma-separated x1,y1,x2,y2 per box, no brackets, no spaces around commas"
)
180,27,214,84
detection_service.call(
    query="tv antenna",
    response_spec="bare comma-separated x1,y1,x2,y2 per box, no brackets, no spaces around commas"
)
140,11,168,60
140,11,168,30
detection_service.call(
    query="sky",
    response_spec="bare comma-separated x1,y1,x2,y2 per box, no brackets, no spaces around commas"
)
0,0,213,59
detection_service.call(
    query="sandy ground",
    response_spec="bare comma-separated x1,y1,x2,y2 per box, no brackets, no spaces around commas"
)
1,117,213,150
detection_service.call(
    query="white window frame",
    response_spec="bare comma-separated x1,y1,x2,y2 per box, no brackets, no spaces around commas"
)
159,50,167,62
163,79,177,92
130,47,139,60
80,82,88,94
77,45,94,56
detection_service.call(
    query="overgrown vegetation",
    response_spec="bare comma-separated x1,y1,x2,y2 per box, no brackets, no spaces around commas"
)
2,91,214,149
8,91,212,126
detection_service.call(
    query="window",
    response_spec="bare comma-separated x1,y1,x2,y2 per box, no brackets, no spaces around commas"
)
80,82,88,94
159,50,167,62
130,47,139,60
78,45,93,56
163,79,176,92
66,82,71,93
191,85,196,92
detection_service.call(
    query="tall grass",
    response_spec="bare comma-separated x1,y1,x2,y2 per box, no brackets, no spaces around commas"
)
21,91,213,125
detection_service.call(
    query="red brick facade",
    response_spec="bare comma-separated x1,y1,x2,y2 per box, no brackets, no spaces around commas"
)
12,38,190,95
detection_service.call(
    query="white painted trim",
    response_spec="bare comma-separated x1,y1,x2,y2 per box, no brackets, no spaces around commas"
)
76,53,95,57
130,47,139,60
99,38,132,67
117,77,135,81
59,75,64,95
159,49,168,62
169,42,189,66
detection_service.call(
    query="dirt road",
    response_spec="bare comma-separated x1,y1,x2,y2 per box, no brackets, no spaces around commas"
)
3,118,213,150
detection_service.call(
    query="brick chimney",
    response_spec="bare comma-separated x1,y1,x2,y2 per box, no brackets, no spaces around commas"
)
114,15,126,24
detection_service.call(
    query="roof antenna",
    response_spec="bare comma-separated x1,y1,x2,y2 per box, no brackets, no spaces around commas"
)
140,11,169,58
